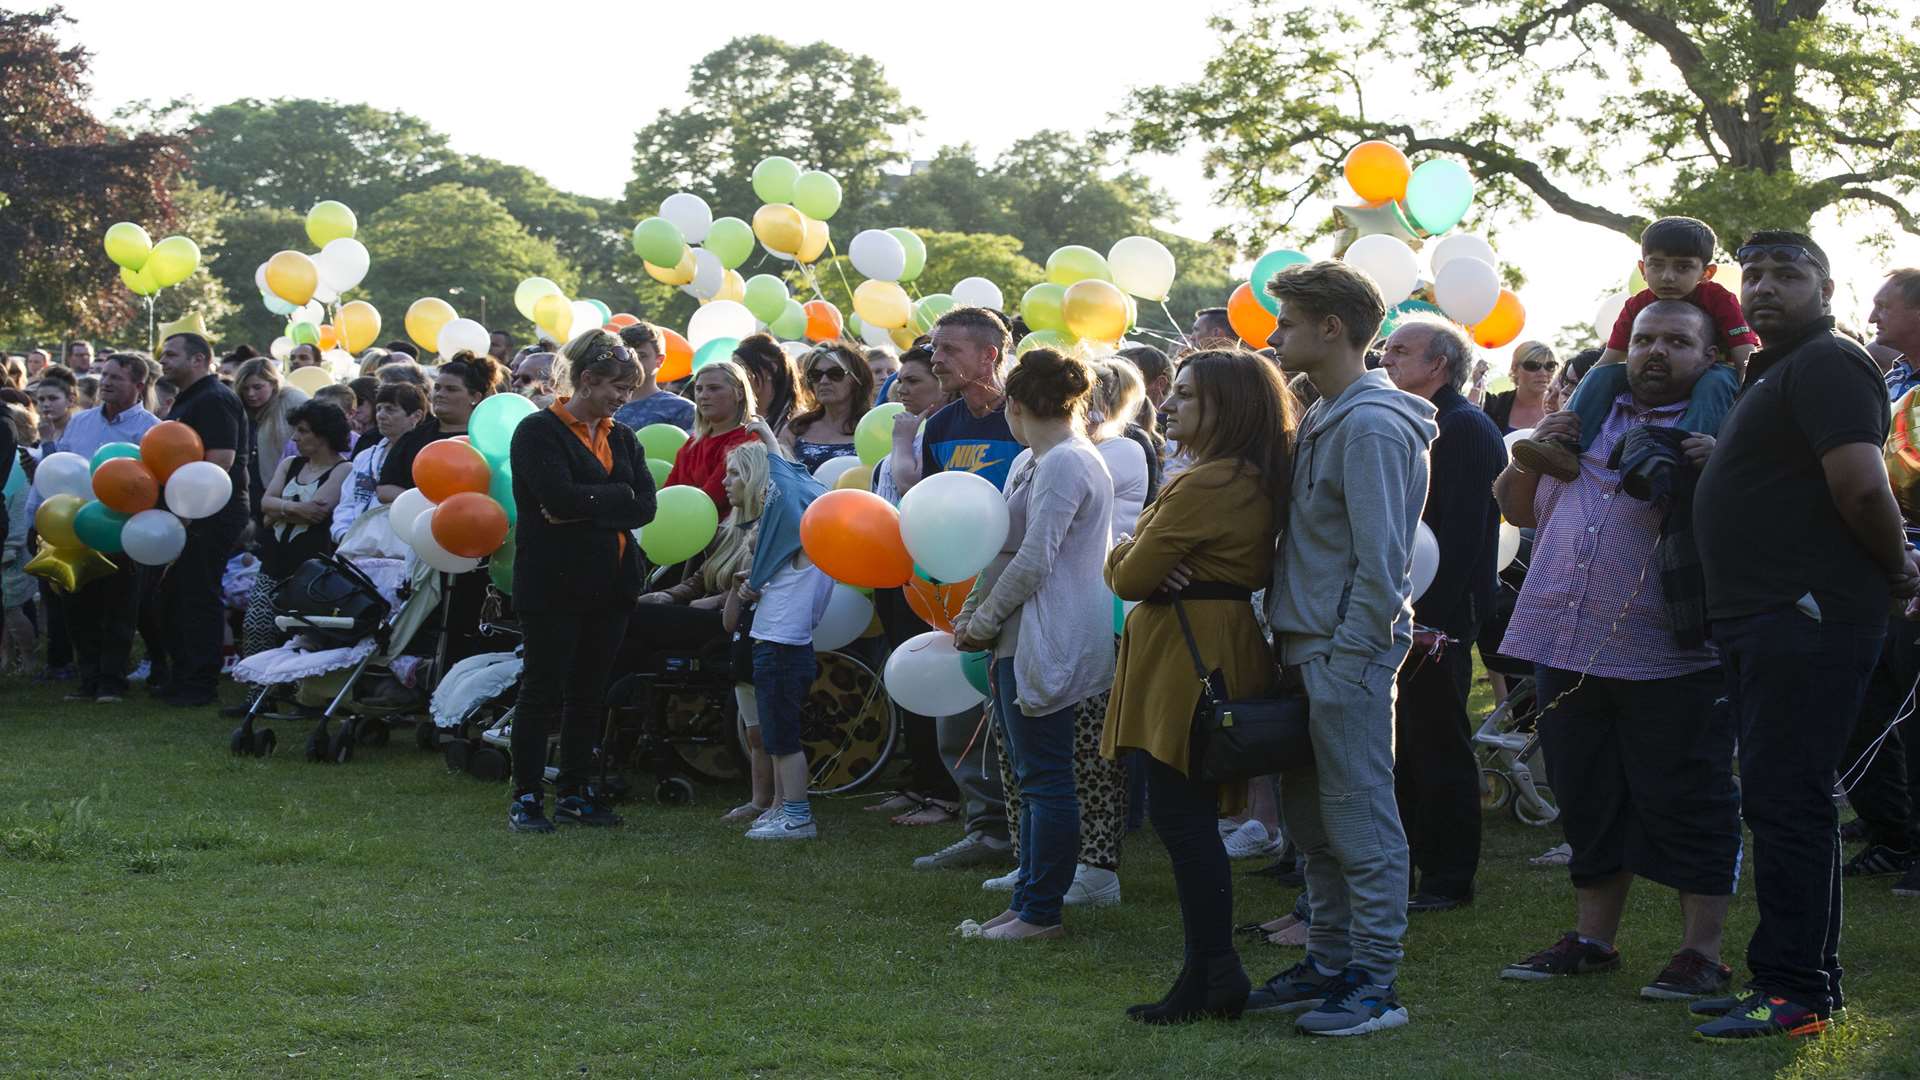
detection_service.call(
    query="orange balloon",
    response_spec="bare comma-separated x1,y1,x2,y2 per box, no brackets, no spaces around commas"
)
799,489,913,588
1227,282,1278,348
92,457,159,514
412,439,493,502
139,421,204,483
430,491,510,558
1344,141,1412,203
903,573,975,634
608,313,640,329
657,328,694,383
1472,290,1527,348
318,323,339,350
804,300,844,343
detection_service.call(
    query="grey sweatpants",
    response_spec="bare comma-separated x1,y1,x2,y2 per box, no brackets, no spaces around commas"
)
1280,655,1411,985
938,706,1006,839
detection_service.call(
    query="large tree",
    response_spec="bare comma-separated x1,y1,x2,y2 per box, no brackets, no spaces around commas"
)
188,98,457,216
358,183,575,339
1121,0,1920,251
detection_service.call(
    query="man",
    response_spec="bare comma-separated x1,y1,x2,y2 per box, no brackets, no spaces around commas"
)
1378,316,1506,912
488,330,513,365
1873,269,1920,399
509,352,559,410
1190,307,1236,347
65,340,93,375
1491,302,1742,1008
611,324,695,431
1694,232,1917,1040
155,331,250,708
1252,260,1434,1037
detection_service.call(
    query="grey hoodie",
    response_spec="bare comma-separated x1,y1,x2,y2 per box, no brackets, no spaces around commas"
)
1266,368,1437,681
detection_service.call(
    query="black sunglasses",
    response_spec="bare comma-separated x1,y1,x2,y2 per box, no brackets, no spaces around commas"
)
805,365,849,385
1736,244,1828,272
1519,359,1558,373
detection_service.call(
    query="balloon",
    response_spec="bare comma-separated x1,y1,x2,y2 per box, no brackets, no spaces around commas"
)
24,540,116,594
293,299,325,326
317,324,340,351
1497,519,1522,573
488,464,516,527
1433,256,1501,325
639,485,719,565
32,452,92,500
1380,299,1444,340
286,366,334,397
800,489,913,588
636,423,690,464
163,460,232,520
88,442,141,470
1503,427,1535,454
120,264,161,296
310,240,367,298
306,201,358,247
1343,235,1421,305
268,335,294,361
1108,236,1177,302
36,494,86,548
658,329,694,383
742,274,789,323
1472,290,1527,349
608,313,639,330
961,649,991,696
430,491,510,559
323,349,356,379
855,402,906,466
887,228,927,283
803,300,843,343
1411,521,1440,601
121,509,186,566
513,277,562,321
139,421,203,483
1343,141,1412,203
645,249,697,287
646,458,672,490
1016,330,1075,356
631,216,686,267
752,203,805,256
904,572,975,634
92,457,159,514
1063,279,1129,342
569,301,602,343
952,276,1004,310
1227,282,1278,348
770,300,808,341
1593,291,1630,340
812,584,872,651
687,300,755,351
1430,233,1497,276
883,631,987,716
145,236,201,288
899,471,1009,583
265,250,319,305
705,217,755,269
336,300,381,353
693,337,740,373
409,506,482,574
406,297,457,352
659,192,713,244
103,222,152,270
470,392,537,463
1021,283,1068,332
813,455,864,487
852,280,911,330
289,321,321,347
911,294,956,335
526,292,570,343
1335,201,1422,244
751,156,801,203
489,529,517,594
850,229,907,281
1249,249,1312,314
792,170,843,221
1046,245,1112,286
683,248,725,302
412,439,492,502
1405,159,1476,234
73,501,129,553
390,487,436,541
794,216,830,264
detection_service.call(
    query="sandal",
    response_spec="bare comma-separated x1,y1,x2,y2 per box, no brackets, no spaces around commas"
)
1264,916,1310,947
893,799,959,826
720,802,767,823
864,791,925,814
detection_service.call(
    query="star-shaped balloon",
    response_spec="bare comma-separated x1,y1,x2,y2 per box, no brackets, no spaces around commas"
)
1333,202,1422,252
25,540,117,594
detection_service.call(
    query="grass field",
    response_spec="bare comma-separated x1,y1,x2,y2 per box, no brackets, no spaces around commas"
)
2,672,1917,1079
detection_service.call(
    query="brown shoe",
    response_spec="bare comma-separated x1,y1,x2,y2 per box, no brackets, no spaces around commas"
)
1511,437,1581,481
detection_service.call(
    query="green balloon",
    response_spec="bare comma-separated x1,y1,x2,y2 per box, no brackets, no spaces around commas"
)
489,465,517,527
289,321,320,346
145,235,201,288
1045,245,1112,287
103,222,152,271
585,299,612,325
752,156,801,204
770,299,807,339
90,442,142,471
856,402,905,467
1405,159,1475,234
640,485,720,565
489,530,515,595
1249,249,1311,315
705,217,755,270
961,650,991,696
1020,283,1067,332
742,274,790,323
74,501,129,553
912,293,957,334
693,337,739,373
647,457,672,490
1017,330,1075,356
887,228,926,283
469,392,536,464
792,170,843,221
631,216,687,268
637,423,689,463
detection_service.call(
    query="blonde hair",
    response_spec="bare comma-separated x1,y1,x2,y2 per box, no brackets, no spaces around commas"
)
558,329,640,397
1088,357,1146,443
725,440,771,521
691,359,757,438
1511,341,1555,374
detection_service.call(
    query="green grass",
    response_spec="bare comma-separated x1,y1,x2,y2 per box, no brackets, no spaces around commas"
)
2,673,1916,1079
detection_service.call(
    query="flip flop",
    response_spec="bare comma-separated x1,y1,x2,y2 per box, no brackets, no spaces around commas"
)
893,799,959,826
1265,918,1310,947
864,792,924,814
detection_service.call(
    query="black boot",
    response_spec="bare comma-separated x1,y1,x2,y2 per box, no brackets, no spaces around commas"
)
1126,960,1197,1019
1130,952,1250,1025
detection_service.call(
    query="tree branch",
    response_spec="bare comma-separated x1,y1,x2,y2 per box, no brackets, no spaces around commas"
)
1833,187,1920,234
1386,127,1648,237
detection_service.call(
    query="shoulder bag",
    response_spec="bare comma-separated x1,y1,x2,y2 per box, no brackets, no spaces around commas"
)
1172,591,1314,783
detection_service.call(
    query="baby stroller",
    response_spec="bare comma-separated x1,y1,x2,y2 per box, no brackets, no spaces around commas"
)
1472,529,1558,826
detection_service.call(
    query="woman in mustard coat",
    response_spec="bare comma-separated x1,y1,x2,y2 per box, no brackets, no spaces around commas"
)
1105,349,1297,1024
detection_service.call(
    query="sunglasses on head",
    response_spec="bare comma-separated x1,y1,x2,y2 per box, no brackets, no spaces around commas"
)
1736,243,1828,272
805,365,849,385
1519,359,1558,373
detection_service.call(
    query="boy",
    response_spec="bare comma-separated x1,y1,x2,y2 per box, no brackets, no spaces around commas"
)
1512,217,1757,481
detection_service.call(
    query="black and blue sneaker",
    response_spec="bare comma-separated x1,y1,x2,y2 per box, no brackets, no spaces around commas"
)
508,793,555,834
1245,960,1343,1015
1294,968,1410,1037
555,793,624,828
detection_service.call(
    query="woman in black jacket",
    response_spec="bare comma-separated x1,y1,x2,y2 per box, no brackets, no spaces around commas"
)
506,329,656,833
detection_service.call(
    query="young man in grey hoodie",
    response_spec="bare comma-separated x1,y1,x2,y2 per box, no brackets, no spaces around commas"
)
1245,259,1438,1037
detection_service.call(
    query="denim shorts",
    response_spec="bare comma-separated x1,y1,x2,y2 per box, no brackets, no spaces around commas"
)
751,640,815,757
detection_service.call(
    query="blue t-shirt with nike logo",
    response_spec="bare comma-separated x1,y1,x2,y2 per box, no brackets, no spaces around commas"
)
920,399,1020,491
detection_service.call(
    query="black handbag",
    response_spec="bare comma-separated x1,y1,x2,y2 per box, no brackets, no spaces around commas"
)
1172,593,1314,784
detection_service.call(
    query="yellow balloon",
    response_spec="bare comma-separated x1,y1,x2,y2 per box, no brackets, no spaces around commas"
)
120,264,160,297
306,201,358,247
646,248,697,286
266,250,319,306
35,494,86,549
714,270,746,305
531,292,573,341
405,297,457,352
337,300,381,353
853,280,912,330
286,366,335,396
834,465,871,491
796,216,830,264
145,236,201,288
889,326,918,351
752,203,806,256
24,540,116,594
1063,279,1129,342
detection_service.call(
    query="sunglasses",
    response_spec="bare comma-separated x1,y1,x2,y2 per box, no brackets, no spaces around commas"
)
1519,359,1558,373
805,365,849,386
1736,243,1828,272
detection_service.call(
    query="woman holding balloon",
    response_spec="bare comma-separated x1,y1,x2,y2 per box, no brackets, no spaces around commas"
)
778,342,873,473
240,400,352,656
377,352,500,504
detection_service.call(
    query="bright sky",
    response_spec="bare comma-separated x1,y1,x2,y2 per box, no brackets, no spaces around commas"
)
57,0,1920,361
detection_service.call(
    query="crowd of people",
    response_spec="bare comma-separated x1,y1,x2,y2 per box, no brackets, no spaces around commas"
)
4,218,1919,1045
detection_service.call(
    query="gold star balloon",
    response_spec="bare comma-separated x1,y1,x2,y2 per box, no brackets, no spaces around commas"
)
25,540,117,594
1333,201,1423,254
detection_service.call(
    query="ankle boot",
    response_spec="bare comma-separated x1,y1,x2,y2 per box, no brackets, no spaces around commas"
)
1131,952,1250,1025
1126,959,1197,1019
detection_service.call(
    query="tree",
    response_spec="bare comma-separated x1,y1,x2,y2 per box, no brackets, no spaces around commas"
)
1120,0,1920,252
800,231,1045,323
358,183,575,338
147,179,236,342
188,98,456,216
207,205,304,348
436,156,632,309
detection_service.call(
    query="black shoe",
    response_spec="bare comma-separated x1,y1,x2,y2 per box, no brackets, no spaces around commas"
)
1499,931,1621,980
1126,962,1197,1019
1693,993,1834,1041
1245,959,1342,1014
1689,987,1762,1017
1407,892,1469,914
555,794,624,827
1641,948,1733,1001
1129,952,1250,1025
1841,844,1915,877
508,794,555,834
1894,861,1920,898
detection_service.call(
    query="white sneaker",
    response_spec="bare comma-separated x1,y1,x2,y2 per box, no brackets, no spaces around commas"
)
982,869,1019,891
1217,817,1242,838
1063,864,1120,907
746,816,818,841
1223,819,1278,859
746,805,782,833
129,661,151,682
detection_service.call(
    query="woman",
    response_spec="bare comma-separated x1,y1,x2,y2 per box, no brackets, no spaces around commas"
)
242,400,352,656
505,330,656,833
1544,347,1601,413
951,348,1115,941
1479,341,1557,434
731,333,798,436
331,382,425,543
29,376,73,452
234,357,309,531
663,359,773,514
1088,358,1155,540
377,352,499,503
2,403,37,674
779,342,873,473
1104,349,1295,1023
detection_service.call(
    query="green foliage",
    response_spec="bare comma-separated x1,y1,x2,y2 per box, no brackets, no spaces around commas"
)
188,98,456,215
359,183,575,336
207,204,304,347
147,180,236,341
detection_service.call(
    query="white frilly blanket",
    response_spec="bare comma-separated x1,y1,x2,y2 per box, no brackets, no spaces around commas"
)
429,650,522,730
229,557,411,687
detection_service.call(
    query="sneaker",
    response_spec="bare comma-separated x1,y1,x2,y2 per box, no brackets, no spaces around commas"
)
1641,948,1733,1001
982,869,1019,891
1217,817,1242,839
1407,892,1469,914
1245,960,1343,1015
913,829,1012,870
1510,436,1581,482
1499,931,1621,980
94,694,124,704
555,794,624,828
1063,864,1121,907
1692,993,1833,1041
1223,819,1279,859
1841,844,1916,877
507,794,555,834
129,661,151,683
1894,862,1920,898
746,816,818,841
1295,969,1411,1037
1689,987,1763,1018
1528,842,1574,866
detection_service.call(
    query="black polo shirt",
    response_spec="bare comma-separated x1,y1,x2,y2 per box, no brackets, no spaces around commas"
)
167,371,250,526
378,416,454,490
1696,317,1892,624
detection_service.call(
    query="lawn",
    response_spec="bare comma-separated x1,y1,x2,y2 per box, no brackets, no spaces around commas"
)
2,673,1916,1079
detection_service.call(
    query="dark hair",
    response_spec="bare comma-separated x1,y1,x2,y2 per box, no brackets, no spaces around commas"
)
1004,347,1094,421
222,344,258,365
288,399,352,453
102,351,152,389
1640,216,1716,262
384,340,420,360
154,377,178,396
1637,298,1721,353
932,306,1013,360
375,381,428,415
438,351,501,397
618,322,666,354
1740,229,1832,279
36,363,77,392
1568,348,1602,380
1116,343,1171,384
1266,260,1387,349
731,333,796,429
376,361,427,387
1178,348,1299,522
348,376,378,407
1194,307,1229,320
165,333,214,367
1885,268,1920,308
789,341,875,437
559,330,641,395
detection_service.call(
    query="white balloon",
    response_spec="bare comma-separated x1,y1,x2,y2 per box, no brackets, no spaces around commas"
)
312,284,340,306
409,506,480,574
860,320,895,349
315,237,370,293
1411,520,1440,601
659,192,713,245
164,460,233,520
951,276,1004,311
389,487,436,541
253,262,270,294
813,584,874,652
570,301,601,339
779,340,811,362
1429,233,1497,276
685,248,724,301
1503,427,1535,456
899,471,1010,584
883,631,988,716
121,509,186,566
1344,235,1421,306
1497,519,1522,573
294,300,325,326
438,317,490,359
32,451,93,500
848,229,906,282
269,336,294,362
1433,256,1501,325
686,300,756,351
812,456,864,487
1593,291,1630,340
324,350,357,379
1108,235,1177,302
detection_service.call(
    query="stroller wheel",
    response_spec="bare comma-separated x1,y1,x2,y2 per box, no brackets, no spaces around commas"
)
1513,784,1559,827
253,729,277,758
654,776,695,807
415,721,439,752
305,730,328,763
443,739,471,774
469,746,511,783
229,726,252,756
1479,769,1514,813
331,719,356,764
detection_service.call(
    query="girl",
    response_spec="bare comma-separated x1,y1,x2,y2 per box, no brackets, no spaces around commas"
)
663,360,774,513
731,334,799,436
242,400,352,656
779,341,874,473
233,357,309,532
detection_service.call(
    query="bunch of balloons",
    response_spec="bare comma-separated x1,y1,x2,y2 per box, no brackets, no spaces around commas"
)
386,394,531,576
512,276,621,351
1013,238,1167,357
104,222,201,299
847,226,939,350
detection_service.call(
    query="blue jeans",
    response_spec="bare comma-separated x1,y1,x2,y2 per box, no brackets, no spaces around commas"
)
1566,361,1739,451
751,641,815,757
993,662,1079,927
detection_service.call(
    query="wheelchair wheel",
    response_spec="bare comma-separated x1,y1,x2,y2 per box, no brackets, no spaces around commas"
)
1513,784,1559,827
659,687,745,783
415,720,439,752
799,650,898,795
469,746,511,783
1479,769,1514,813
655,776,695,806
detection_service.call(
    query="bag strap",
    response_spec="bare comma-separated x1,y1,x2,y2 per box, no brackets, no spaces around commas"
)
1170,595,1212,683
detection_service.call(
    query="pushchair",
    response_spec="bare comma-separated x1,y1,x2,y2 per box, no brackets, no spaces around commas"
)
1471,529,1559,826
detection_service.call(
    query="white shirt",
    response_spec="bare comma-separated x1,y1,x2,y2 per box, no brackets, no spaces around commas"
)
1095,436,1148,542
750,555,836,646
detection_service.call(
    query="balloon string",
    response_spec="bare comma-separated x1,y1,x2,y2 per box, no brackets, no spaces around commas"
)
1158,300,1194,350
826,239,858,311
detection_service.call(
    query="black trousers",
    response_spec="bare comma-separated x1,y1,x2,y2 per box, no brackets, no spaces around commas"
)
158,518,243,699
1146,755,1233,961
1717,606,1884,1013
39,580,72,669
874,586,959,801
1392,632,1482,899
513,608,628,797
1842,614,1920,851
65,563,142,696
136,565,169,684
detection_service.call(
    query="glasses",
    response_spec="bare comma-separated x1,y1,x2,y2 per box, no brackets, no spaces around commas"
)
805,366,849,386
1519,359,1559,373
1736,243,1828,272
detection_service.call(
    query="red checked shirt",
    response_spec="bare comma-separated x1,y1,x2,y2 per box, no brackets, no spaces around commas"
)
1607,280,1760,353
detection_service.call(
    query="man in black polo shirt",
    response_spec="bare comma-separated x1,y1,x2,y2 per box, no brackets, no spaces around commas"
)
1692,231,1919,1040
156,332,249,707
